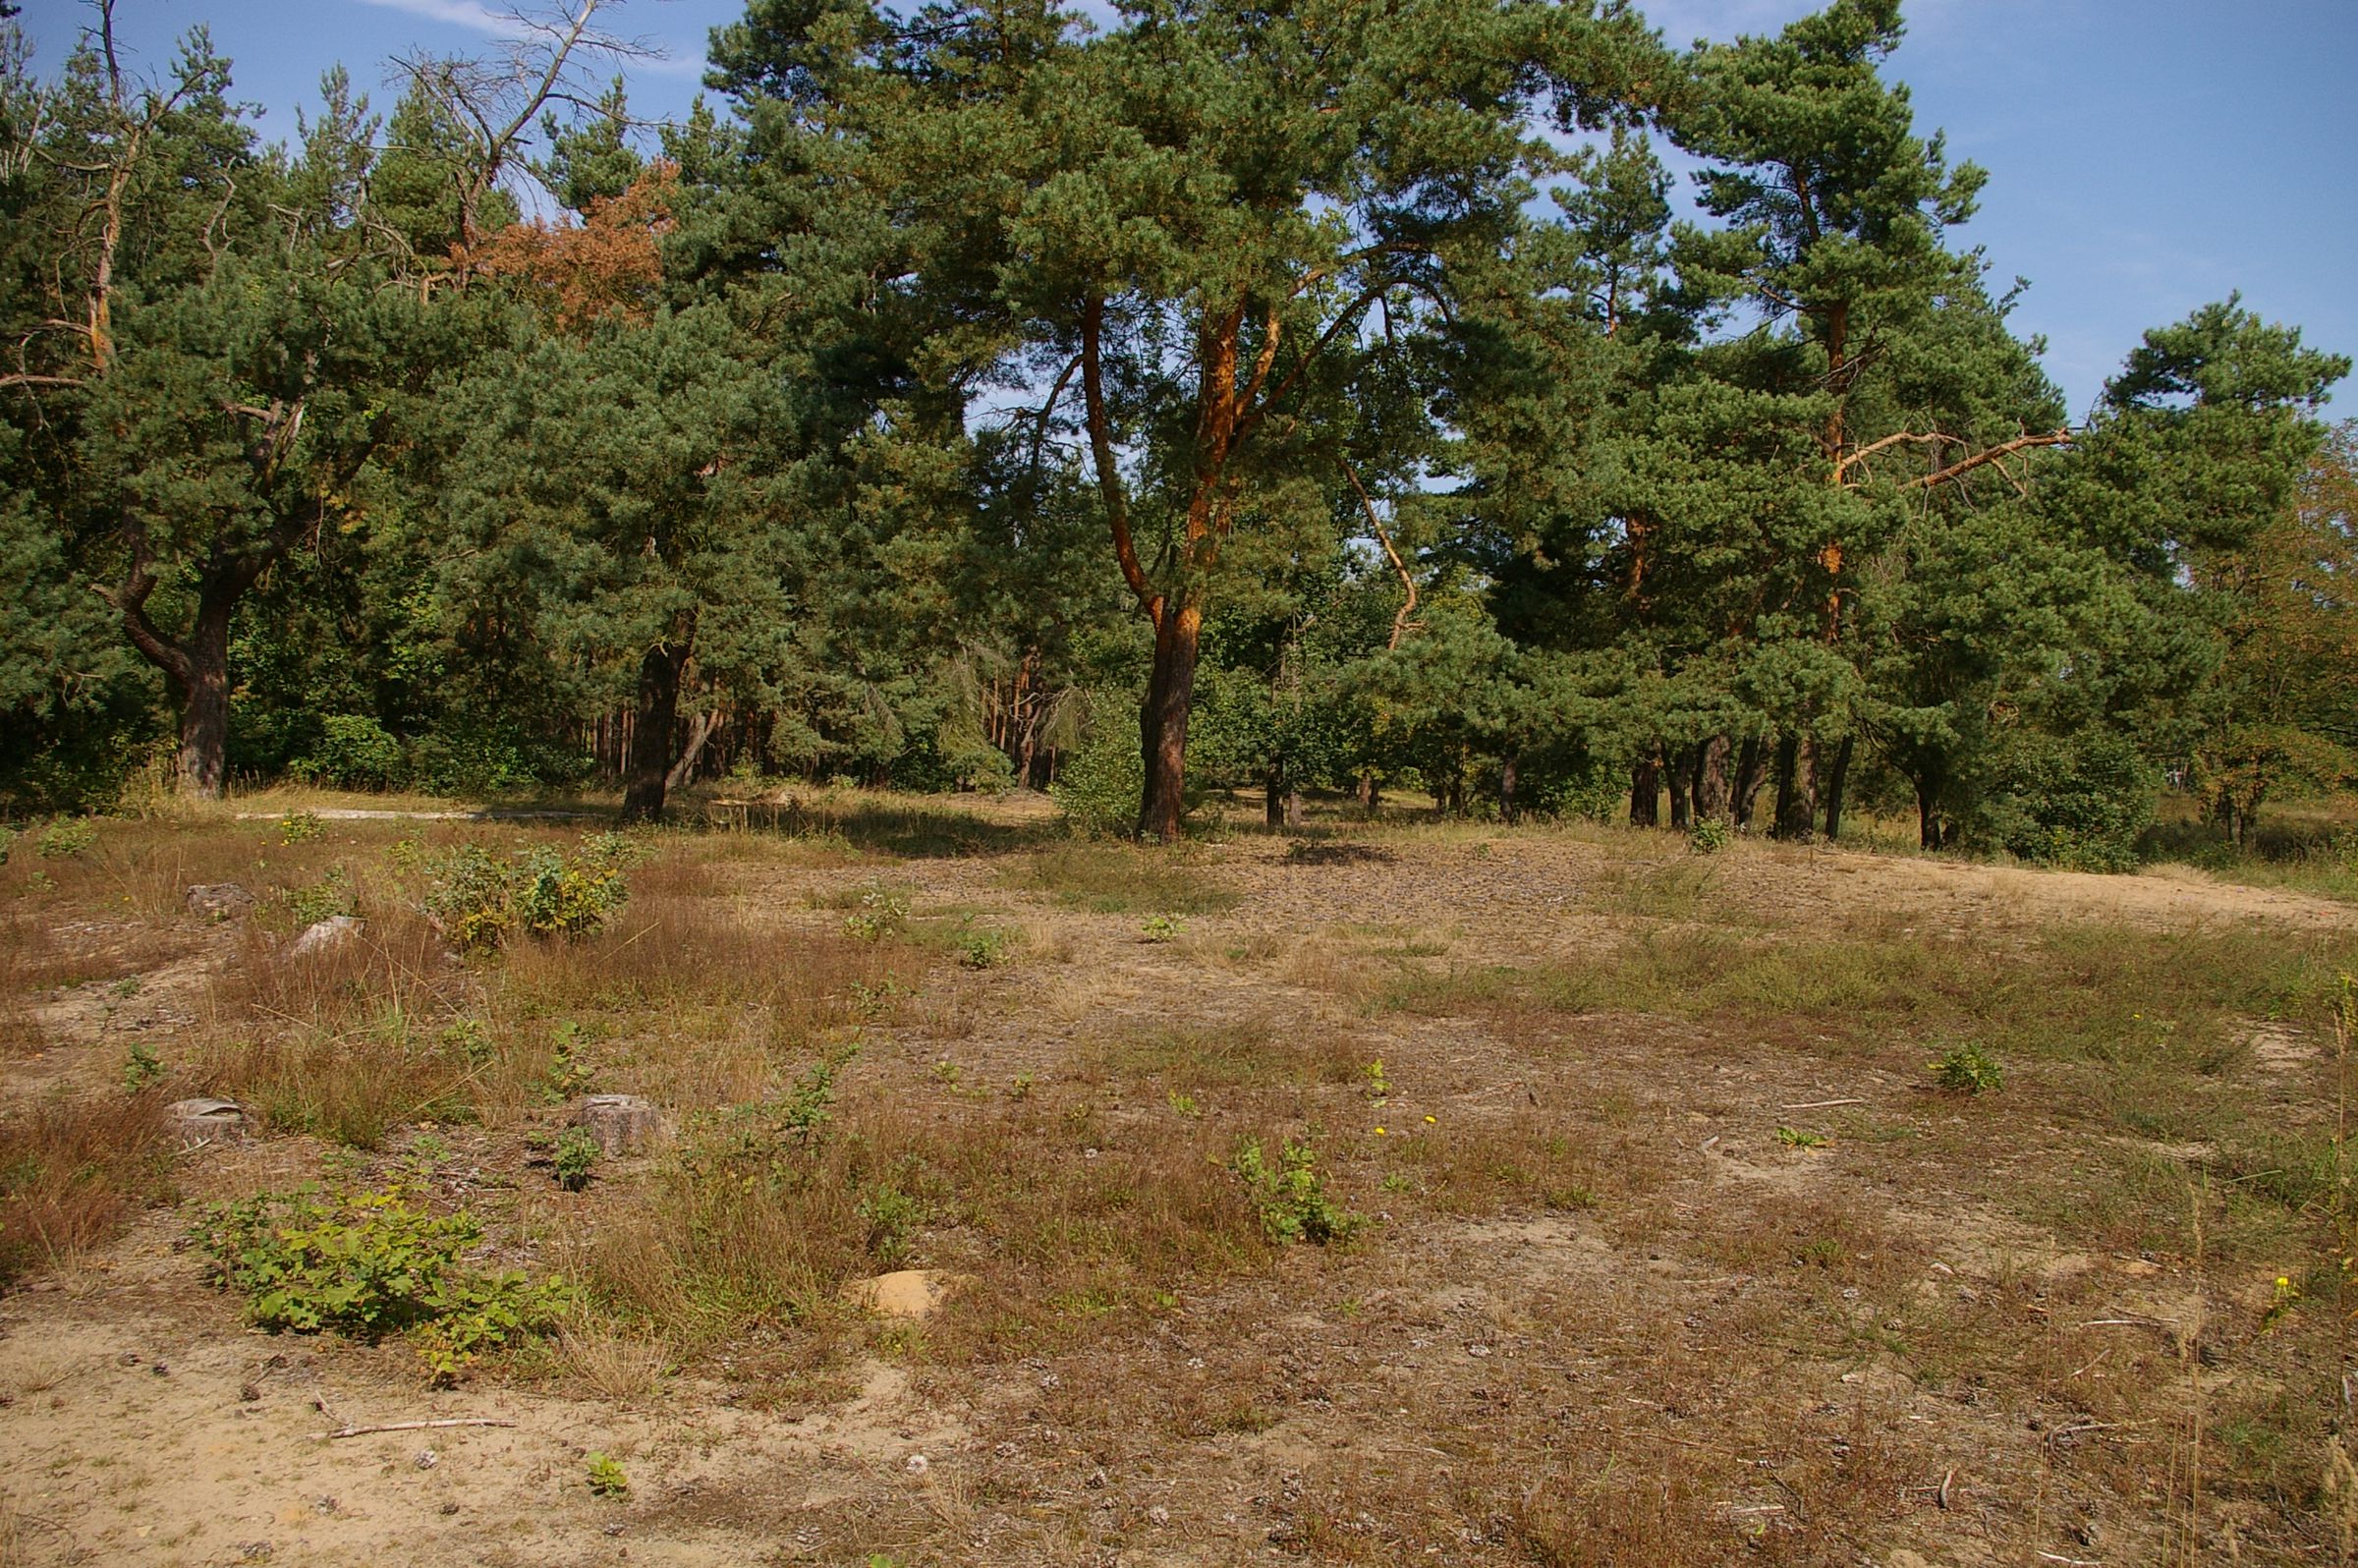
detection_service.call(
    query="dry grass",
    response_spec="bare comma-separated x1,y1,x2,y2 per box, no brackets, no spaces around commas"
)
1004,842,1241,915
0,1092,173,1284
6,792,2357,1562
565,1085,1273,1364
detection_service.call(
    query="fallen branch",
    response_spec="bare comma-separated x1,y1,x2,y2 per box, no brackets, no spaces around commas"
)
310,1417,516,1441
1780,1097,1864,1110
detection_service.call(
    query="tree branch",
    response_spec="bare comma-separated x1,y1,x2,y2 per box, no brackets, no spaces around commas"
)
1081,296,1158,626
1339,457,1419,649
1905,429,2073,491
1832,428,1954,483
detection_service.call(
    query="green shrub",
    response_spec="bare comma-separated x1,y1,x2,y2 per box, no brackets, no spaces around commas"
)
423,836,634,952
1052,697,1145,838
955,921,1012,969
586,1453,630,1497
1688,817,1734,855
553,1129,601,1192
1977,728,2156,872
36,817,97,858
122,1039,164,1092
842,882,909,942
277,811,324,845
287,866,357,927
192,1182,572,1382
1930,1042,2004,1095
291,714,404,790
1232,1137,1360,1245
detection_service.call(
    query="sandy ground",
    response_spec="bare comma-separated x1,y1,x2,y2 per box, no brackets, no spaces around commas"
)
2,814,2349,1567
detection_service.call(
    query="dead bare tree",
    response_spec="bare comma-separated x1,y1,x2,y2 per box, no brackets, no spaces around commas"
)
389,0,657,264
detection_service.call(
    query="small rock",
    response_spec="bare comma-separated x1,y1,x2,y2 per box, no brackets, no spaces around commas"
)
439,1501,460,1516
416,1449,439,1470
569,1093,670,1156
184,883,256,922
1148,1506,1171,1527
1085,1468,1107,1489
150,1362,169,1376
842,1269,971,1320
239,1383,260,1402
289,916,364,957
904,1453,930,1476
166,1097,249,1148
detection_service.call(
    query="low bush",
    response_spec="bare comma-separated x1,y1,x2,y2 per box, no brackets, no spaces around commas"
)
192,1182,572,1382
290,714,404,790
1232,1136,1360,1245
424,834,635,952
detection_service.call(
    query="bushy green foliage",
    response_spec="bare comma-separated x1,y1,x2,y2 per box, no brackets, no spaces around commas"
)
423,834,635,952
552,1129,601,1192
586,1453,630,1496
277,812,325,845
122,1039,164,1092
1688,818,1734,855
1052,700,1147,838
1231,1137,1360,1245
290,714,405,790
192,1183,572,1381
841,883,910,942
1978,729,2157,872
287,866,357,927
36,818,97,859
1930,1042,2004,1095
781,1041,861,1144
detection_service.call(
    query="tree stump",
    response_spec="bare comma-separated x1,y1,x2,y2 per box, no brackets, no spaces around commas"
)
289,916,364,956
184,884,256,922
569,1094,669,1155
166,1097,249,1147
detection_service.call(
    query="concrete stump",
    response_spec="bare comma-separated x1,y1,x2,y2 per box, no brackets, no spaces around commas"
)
166,1097,249,1147
184,883,256,922
289,916,364,956
569,1093,669,1155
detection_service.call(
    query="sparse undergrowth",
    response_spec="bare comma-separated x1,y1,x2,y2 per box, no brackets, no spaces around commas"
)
192,1182,573,1383
0,800,2352,1563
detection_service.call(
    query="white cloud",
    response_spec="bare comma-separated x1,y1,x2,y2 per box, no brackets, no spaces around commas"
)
349,0,514,36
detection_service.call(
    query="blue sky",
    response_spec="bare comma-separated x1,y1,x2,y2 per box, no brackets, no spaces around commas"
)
17,0,2355,418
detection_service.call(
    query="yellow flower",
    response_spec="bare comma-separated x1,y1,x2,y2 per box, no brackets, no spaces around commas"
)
1424,1115,1436,1124
1374,1127,1387,1136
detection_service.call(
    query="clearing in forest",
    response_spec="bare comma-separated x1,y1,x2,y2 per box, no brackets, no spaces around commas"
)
1,794,2353,1566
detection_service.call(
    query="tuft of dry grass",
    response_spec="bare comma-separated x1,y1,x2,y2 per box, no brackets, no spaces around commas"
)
0,1092,174,1284
555,1321,673,1403
1004,842,1240,916
566,1088,1271,1364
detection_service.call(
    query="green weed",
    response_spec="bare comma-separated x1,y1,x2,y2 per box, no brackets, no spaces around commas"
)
1232,1137,1360,1245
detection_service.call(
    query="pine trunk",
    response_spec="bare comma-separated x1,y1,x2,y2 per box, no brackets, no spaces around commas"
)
1500,750,1521,825
1821,735,1855,841
173,597,235,799
1695,735,1731,820
621,643,688,823
1629,750,1661,828
666,709,717,793
1731,735,1765,829
1265,767,1284,829
1772,734,1818,840
1666,745,1694,830
1916,772,1946,850
1136,604,1201,842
